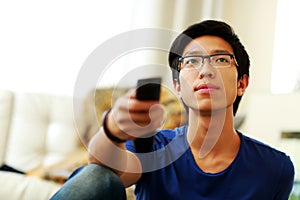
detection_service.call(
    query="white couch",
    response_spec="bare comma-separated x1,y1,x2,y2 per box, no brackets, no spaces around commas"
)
0,90,88,200
0,87,187,200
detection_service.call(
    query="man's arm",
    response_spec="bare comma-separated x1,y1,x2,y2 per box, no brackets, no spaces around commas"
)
88,90,164,187
88,127,142,187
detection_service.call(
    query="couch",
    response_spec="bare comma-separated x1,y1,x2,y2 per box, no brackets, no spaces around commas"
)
0,90,88,200
0,87,187,200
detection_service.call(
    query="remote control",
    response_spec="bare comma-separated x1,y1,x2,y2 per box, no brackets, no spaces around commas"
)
134,77,161,153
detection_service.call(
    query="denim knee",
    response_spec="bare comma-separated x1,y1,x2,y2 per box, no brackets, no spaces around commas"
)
50,164,126,200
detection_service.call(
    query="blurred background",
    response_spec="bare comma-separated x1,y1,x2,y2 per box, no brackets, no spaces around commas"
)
0,0,299,196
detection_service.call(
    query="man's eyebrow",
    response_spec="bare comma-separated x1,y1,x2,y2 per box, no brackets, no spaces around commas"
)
211,49,231,54
183,49,231,56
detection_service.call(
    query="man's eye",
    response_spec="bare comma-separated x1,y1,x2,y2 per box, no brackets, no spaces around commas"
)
216,57,229,63
185,57,200,66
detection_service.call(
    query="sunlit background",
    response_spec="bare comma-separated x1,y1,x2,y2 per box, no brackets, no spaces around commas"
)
2,0,300,95
0,0,299,196
271,0,300,94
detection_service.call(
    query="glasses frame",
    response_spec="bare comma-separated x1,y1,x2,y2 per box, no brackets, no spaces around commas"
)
177,53,239,72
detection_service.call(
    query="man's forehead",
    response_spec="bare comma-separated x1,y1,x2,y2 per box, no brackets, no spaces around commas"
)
182,36,233,55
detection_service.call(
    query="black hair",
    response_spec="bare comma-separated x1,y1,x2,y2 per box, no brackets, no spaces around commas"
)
168,20,250,115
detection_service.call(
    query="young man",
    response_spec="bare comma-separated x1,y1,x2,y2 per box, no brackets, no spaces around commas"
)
51,20,294,200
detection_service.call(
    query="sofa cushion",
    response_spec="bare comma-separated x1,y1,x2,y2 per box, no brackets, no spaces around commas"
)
0,171,60,200
4,92,83,172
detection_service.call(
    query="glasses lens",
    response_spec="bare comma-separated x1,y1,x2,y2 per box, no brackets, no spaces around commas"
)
211,55,232,67
181,56,202,69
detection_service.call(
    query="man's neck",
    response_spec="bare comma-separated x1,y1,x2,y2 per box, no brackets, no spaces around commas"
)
186,107,239,159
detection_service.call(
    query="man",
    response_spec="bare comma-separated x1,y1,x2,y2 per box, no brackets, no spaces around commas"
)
51,20,294,200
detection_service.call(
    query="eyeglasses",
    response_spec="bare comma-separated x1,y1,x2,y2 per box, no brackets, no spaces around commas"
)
177,53,238,72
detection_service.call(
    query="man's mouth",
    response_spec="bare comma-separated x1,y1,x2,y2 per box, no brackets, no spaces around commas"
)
194,84,219,93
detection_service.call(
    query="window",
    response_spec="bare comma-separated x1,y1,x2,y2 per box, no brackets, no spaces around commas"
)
271,0,300,94
0,0,134,96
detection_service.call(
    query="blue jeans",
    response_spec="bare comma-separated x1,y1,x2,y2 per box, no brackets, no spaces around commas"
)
50,164,127,200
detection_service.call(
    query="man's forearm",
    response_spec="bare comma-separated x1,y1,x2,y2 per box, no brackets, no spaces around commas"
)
88,128,127,171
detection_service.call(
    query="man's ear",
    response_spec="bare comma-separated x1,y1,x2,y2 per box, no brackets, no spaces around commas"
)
237,74,249,96
173,79,181,97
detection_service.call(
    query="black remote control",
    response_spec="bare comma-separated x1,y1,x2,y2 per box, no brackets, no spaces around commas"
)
134,77,162,153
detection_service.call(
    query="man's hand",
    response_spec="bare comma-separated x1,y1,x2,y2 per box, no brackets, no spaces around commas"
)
106,89,165,142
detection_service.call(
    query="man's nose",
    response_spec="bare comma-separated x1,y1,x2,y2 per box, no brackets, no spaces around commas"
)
198,58,215,79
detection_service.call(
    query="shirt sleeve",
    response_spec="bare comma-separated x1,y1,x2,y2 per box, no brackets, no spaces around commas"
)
125,140,136,153
274,155,295,199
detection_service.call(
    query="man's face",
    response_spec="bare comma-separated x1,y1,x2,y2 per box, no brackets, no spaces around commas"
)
176,35,245,115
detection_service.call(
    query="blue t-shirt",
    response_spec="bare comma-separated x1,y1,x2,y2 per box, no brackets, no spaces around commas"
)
126,126,295,200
